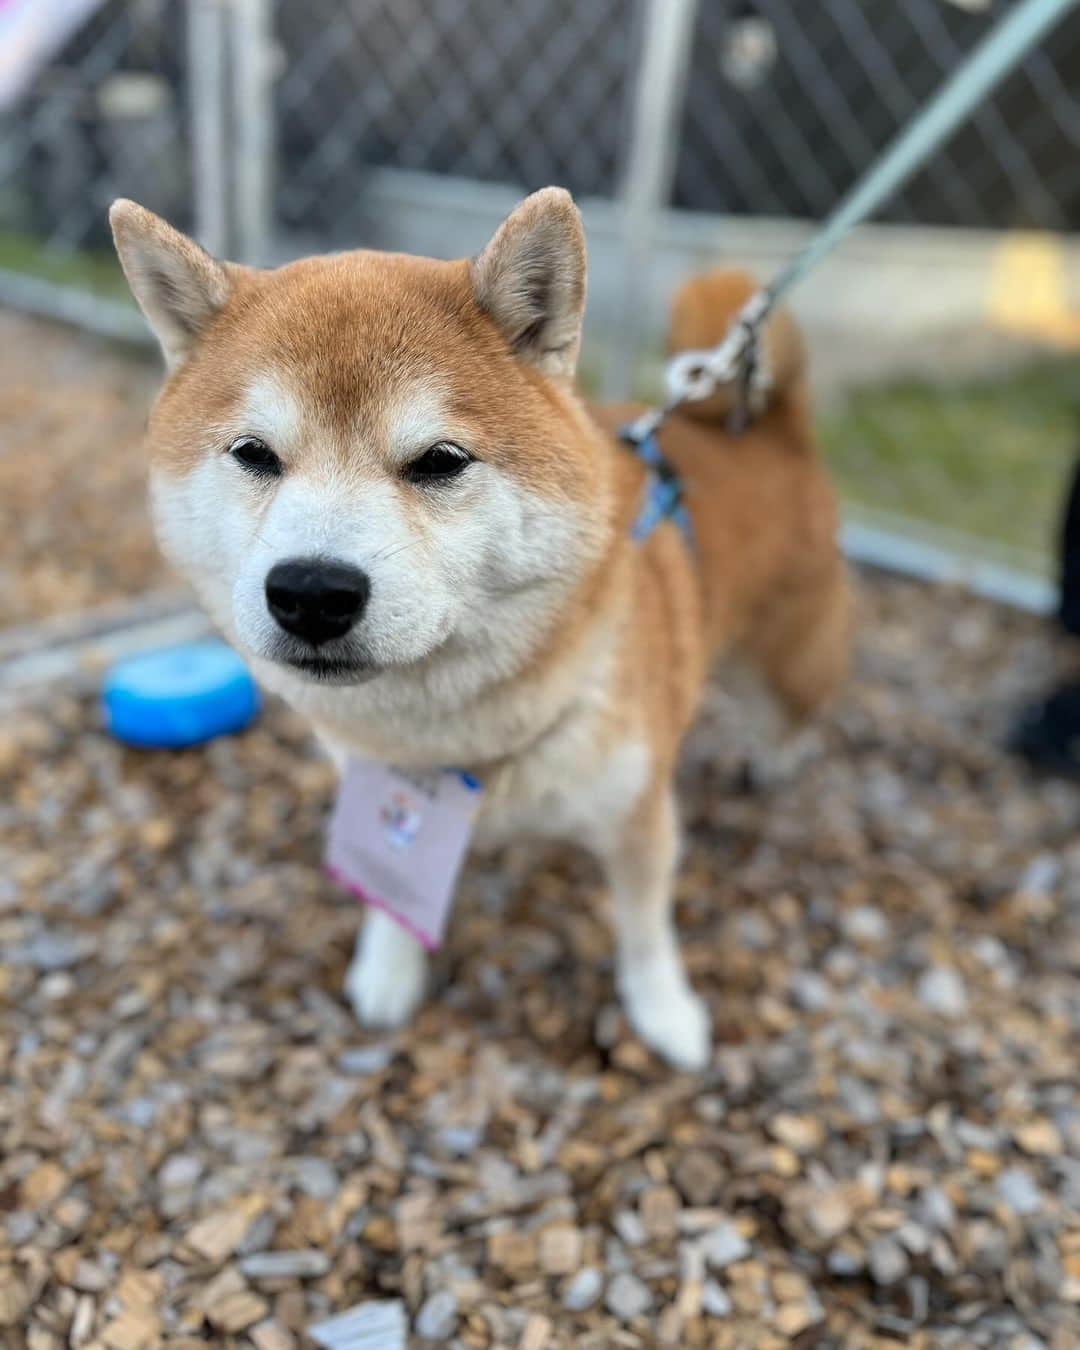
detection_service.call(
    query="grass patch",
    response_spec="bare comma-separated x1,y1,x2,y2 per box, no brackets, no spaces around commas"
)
0,228,129,298
819,360,1080,570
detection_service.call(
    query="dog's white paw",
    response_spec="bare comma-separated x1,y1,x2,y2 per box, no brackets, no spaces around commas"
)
741,728,821,792
619,964,712,1070
344,915,428,1028
344,946,427,1027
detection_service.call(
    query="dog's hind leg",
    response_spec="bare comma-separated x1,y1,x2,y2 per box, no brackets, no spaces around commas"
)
719,656,820,788
730,562,851,786
602,785,711,1070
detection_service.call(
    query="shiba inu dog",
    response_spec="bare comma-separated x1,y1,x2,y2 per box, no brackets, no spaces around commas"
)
110,188,849,1069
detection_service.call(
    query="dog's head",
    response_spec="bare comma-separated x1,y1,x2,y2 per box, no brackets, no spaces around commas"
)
111,190,610,690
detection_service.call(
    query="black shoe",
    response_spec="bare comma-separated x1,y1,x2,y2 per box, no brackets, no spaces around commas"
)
1009,680,1080,777
1056,447,1080,636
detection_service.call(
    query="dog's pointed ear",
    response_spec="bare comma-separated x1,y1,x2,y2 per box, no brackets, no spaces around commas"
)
109,199,231,369
470,187,586,379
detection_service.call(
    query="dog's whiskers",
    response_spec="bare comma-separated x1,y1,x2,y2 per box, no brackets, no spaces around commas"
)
366,539,424,567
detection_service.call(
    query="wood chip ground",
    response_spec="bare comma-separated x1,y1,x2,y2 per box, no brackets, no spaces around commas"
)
2,316,1078,1346
0,313,167,627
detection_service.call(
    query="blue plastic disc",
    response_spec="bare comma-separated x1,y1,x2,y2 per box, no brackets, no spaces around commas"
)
102,640,260,748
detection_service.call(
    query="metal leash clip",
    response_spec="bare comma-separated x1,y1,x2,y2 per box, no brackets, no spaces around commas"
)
658,288,773,435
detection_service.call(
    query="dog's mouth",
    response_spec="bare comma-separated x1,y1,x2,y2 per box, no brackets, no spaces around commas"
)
252,616,454,687
264,637,379,685
285,655,375,684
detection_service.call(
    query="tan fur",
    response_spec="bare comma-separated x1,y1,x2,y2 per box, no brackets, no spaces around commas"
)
111,192,849,1069
594,267,848,758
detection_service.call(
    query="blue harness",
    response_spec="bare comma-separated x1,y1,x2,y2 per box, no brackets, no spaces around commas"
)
620,422,693,545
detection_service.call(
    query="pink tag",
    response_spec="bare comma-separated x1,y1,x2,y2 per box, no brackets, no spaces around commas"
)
325,758,482,950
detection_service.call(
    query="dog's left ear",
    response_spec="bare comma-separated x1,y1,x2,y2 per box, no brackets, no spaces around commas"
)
470,187,586,379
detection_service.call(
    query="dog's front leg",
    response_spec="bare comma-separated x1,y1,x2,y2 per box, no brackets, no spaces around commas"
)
604,787,711,1070
345,908,429,1028
318,734,430,1029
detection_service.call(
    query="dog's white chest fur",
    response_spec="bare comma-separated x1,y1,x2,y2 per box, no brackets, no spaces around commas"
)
475,733,651,853
299,650,651,857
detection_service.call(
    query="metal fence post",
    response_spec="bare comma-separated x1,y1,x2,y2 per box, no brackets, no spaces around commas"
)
603,0,700,399
188,0,231,257
228,0,275,264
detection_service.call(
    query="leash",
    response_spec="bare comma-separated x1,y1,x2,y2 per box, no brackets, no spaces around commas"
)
625,0,1078,449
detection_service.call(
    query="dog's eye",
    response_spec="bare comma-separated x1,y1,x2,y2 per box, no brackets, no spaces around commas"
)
230,436,282,477
405,441,472,483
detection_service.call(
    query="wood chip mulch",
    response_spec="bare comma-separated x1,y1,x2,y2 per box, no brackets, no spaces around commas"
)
3,576,1080,1342
0,311,168,628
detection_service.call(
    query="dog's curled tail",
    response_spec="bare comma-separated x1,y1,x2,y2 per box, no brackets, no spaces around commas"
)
666,268,806,425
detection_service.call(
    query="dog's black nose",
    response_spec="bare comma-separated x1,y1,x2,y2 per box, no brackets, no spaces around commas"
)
265,559,370,646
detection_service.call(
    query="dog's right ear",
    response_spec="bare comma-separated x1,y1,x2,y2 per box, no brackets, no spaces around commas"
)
470,187,586,380
109,199,231,370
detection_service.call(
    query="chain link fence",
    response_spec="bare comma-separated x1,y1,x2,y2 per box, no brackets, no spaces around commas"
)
0,0,196,335
681,0,1080,228
1,0,1078,590
272,0,635,242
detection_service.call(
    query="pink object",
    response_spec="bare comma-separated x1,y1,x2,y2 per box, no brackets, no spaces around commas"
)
0,0,107,111
325,758,482,950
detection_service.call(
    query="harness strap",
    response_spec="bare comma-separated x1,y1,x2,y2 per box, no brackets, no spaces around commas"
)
620,423,692,545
